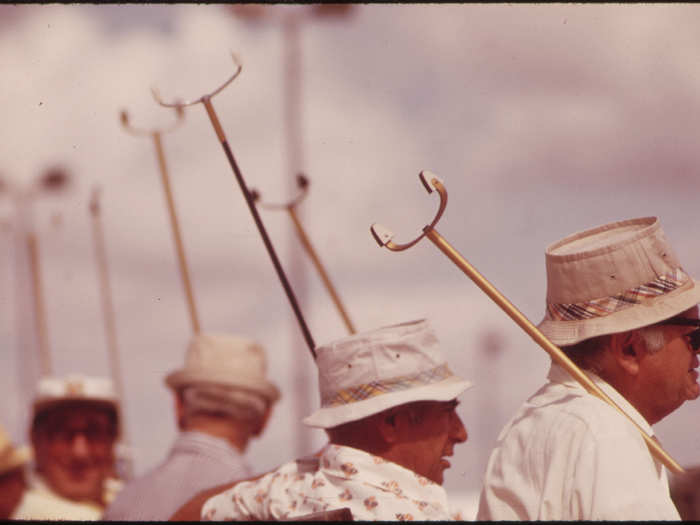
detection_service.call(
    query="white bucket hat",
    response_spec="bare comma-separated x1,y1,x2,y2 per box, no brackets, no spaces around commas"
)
303,319,473,429
537,217,700,346
165,333,280,404
0,424,30,475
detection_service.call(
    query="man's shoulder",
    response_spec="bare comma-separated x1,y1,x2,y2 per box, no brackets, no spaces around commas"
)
507,383,641,444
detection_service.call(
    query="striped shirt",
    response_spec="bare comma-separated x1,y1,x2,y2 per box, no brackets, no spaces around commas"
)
103,430,251,521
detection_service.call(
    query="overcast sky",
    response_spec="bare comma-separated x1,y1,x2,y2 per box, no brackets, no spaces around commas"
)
2,4,700,509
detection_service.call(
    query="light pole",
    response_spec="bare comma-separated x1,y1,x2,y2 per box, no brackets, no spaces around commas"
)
228,2,355,459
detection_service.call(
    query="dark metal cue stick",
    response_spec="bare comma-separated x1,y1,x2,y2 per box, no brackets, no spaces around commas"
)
152,55,316,358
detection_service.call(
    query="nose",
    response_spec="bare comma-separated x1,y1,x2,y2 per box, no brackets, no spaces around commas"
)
69,433,91,458
451,413,468,444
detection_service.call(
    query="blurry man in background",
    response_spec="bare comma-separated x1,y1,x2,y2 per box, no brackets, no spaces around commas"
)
104,333,279,521
173,319,472,521
478,217,700,520
13,375,120,520
0,424,31,519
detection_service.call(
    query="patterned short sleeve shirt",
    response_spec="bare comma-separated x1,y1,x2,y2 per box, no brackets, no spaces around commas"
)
201,444,452,521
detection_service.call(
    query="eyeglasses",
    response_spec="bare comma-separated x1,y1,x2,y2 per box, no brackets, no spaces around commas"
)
47,423,116,444
656,318,700,352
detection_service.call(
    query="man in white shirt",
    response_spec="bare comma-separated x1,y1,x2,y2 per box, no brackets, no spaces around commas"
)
478,217,700,520
172,319,473,521
13,375,120,520
103,333,280,521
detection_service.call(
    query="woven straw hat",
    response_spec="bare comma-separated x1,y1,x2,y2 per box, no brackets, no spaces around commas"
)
0,425,30,475
303,319,472,429
165,333,280,403
537,217,700,346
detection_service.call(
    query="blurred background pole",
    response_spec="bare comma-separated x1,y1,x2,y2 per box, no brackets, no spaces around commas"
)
25,229,51,377
89,187,134,479
229,4,355,458
0,167,70,440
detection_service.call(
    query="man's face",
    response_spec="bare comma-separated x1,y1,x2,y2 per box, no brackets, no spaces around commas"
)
640,306,700,423
32,403,117,504
394,399,467,485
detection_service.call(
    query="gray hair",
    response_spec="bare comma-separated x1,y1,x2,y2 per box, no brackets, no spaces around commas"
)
561,324,667,373
638,325,666,354
180,384,268,426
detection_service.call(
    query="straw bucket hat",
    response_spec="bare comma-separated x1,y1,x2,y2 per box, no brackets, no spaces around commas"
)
303,319,473,429
165,333,280,403
0,425,30,475
33,375,119,418
537,217,700,346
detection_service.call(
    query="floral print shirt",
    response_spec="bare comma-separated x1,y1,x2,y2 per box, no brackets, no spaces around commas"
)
201,443,451,521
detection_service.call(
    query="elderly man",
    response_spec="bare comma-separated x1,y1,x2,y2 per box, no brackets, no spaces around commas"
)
0,424,31,519
104,333,280,521
13,375,120,520
172,319,472,521
478,217,700,520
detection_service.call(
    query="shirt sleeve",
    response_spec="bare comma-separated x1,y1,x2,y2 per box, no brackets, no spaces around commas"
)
201,476,271,521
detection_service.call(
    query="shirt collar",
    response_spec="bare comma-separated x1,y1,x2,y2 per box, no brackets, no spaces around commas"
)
174,430,243,456
546,361,654,436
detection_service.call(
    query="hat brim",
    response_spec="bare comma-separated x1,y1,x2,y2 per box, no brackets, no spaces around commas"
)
302,375,473,429
165,370,280,403
538,278,700,346
33,397,118,417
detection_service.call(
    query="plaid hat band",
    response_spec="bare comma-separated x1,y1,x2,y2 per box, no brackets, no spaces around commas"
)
545,267,689,322
321,363,454,408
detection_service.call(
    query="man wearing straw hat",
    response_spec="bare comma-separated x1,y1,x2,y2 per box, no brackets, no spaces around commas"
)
478,217,700,520
13,374,121,520
172,319,472,521
103,333,280,521
0,424,31,519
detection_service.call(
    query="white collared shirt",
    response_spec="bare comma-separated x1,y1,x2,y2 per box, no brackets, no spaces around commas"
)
201,443,452,521
12,472,103,520
477,362,680,520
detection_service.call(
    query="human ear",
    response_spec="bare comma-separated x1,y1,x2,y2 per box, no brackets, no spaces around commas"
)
375,409,400,444
253,404,273,436
611,331,643,376
174,391,186,429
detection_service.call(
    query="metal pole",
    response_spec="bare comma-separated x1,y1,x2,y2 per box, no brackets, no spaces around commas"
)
371,171,684,474
26,230,51,378
152,55,317,358
152,132,201,334
287,206,355,334
89,189,134,479
201,95,317,358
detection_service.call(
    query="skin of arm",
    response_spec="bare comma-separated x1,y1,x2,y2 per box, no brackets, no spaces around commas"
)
169,473,265,521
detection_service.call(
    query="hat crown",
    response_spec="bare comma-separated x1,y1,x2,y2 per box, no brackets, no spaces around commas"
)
537,216,700,346
182,333,269,380
545,217,680,304
35,374,117,404
315,319,446,405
